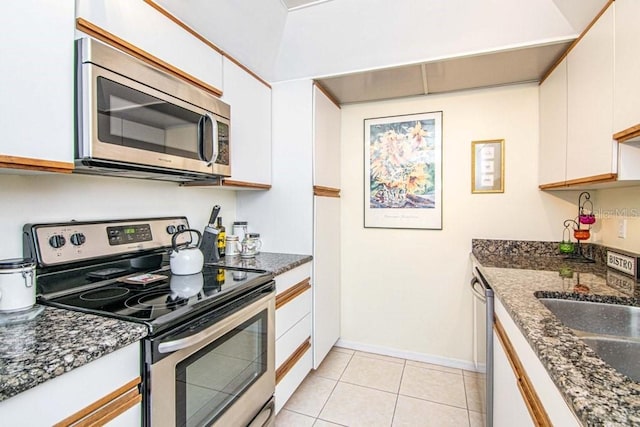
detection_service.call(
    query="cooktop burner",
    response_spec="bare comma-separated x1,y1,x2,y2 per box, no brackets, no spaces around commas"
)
80,287,130,301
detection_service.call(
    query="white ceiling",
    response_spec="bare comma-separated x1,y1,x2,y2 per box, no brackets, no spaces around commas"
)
154,0,606,97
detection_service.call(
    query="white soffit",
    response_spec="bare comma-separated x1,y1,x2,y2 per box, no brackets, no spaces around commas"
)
280,0,334,11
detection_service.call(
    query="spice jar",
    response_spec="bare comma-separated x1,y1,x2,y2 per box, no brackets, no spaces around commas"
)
232,221,248,243
225,235,239,256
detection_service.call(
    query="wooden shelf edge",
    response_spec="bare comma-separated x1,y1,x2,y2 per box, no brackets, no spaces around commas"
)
143,0,271,89
539,173,618,190
614,124,640,143
0,155,74,174
313,185,341,198
76,18,223,98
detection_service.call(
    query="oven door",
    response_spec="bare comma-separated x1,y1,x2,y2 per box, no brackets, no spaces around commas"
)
147,284,274,427
78,62,231,177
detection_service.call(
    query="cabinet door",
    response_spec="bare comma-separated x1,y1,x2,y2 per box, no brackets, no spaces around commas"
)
0,0,74,166
222,58,272,186
76,0,222,91
313,196,341,368
492,329,534,427
313,86,341,188
538,59,568,186
614,0,640,134
566,4,615,181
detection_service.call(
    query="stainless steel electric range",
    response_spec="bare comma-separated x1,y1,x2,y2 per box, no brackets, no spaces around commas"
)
24,217,276,427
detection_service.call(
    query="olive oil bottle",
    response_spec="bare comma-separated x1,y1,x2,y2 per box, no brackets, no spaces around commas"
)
216,217,226,257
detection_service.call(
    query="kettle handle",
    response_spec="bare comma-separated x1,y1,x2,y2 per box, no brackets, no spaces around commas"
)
171,229,202,251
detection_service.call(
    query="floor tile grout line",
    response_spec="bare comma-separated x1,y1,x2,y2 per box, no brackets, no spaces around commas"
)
390,359,407,427
396,391,470,411
313,352,353,422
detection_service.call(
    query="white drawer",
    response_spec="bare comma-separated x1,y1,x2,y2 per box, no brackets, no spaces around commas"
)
276,313,312,369
276,288,311,340
275,347,312,414
275,263,312,295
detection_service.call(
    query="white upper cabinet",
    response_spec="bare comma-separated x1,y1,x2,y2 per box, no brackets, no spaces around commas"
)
0,0,75,168
76,0,223,92
566,3,614,182
221,58,272,186
538,58,567,186
313,87,341,188
613,0,640,135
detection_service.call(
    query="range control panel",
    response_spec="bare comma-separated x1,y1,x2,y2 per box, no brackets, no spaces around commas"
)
26,217,190,267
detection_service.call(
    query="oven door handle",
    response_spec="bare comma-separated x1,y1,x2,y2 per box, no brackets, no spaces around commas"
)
158,326,221,354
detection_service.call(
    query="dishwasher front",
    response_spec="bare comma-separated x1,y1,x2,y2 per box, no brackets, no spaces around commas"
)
471,267,494,427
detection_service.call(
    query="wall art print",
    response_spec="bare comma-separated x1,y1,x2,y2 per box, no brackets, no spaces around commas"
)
364,111,442,229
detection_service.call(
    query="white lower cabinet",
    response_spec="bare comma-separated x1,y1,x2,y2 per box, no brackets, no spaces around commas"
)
493,297,580,426
0,342,142,426
274,263,313,413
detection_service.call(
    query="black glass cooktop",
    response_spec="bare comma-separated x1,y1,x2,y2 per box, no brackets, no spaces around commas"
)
38,265,273,335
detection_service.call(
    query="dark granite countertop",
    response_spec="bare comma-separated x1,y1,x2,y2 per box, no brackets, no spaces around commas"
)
472,240,640,426
0,305,147,402
206,252,312,276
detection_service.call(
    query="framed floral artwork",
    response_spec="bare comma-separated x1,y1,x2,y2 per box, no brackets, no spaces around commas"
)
364,111,443,229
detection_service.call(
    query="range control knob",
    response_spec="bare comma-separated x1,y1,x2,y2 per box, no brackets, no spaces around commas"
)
49,235,66,249
70,233,86,246
166,225,177,234
177,224,187,232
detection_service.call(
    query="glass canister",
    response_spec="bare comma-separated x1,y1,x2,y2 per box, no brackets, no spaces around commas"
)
225,235,239,256
232,221,248,243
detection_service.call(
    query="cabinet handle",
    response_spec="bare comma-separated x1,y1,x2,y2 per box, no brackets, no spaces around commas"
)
276,278,311,309
494,319,551,427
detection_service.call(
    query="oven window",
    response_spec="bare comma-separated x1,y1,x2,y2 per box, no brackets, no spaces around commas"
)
96,77,201,160
175,310,268,427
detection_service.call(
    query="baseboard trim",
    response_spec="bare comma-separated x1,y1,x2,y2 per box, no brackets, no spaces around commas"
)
335,339,479,372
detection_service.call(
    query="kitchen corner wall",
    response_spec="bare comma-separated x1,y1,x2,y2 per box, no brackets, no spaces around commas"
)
0,174,236,259
340,83,579,366
593,186,640,254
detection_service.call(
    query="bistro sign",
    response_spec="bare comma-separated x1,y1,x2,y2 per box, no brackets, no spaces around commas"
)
607,250,639,278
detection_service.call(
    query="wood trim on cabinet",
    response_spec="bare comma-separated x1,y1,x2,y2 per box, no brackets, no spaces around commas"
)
76,18,223,98
313,82,341,109
0,155,74,174
54,377,141,427
143,0,271,89
614,124,640,143
223,180,272,190
539,0,614,84
313,185,341,198
494,318,551,427
275,338,311,385
539,173,618,190
276,278,311,310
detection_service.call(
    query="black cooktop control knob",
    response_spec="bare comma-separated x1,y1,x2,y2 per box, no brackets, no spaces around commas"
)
166,225,177,234
70,233,86,246
177,224,187,232
49,235,66,249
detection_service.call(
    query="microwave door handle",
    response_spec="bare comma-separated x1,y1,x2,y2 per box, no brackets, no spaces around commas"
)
208,113,219,166
197,113,218,166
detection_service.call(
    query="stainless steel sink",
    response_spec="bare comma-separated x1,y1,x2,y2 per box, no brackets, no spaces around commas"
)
537,298,640,339
580,337,640,382
537,297,640,382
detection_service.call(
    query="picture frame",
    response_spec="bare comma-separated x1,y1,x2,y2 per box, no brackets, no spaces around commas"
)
471,139,504,193
364,111,443,229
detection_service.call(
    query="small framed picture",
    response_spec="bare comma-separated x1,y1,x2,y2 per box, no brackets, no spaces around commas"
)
472,139,504,193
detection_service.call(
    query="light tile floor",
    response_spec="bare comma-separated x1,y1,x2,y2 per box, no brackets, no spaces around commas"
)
276,347,486,427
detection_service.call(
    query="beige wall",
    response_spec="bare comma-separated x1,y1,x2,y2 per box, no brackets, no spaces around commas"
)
593,187,640,253
339,83,580,366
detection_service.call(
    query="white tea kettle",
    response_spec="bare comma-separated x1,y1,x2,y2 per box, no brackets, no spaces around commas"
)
169,229,204,275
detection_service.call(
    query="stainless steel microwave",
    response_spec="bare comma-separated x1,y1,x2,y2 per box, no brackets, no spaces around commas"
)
75,38,231,182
